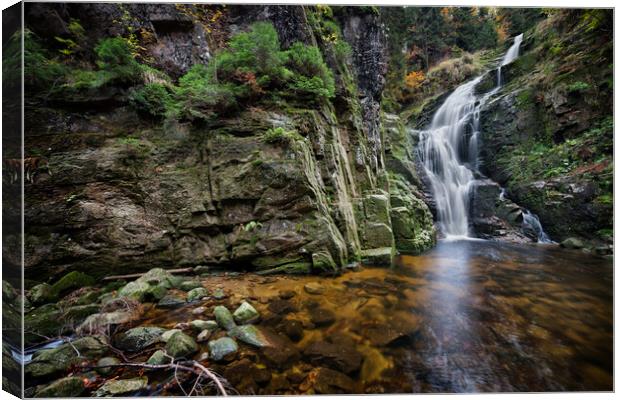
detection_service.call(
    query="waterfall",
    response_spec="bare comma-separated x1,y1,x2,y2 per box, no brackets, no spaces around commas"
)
418,34,525,239
497,33,524,86
522,210,552,243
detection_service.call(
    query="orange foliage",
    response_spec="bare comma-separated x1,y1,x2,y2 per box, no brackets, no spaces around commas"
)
405,70,426,89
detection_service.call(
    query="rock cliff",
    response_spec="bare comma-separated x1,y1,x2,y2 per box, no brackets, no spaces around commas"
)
17,4,436,281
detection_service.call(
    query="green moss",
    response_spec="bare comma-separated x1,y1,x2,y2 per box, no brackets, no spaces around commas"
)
262,127,304,145
50,271,95,298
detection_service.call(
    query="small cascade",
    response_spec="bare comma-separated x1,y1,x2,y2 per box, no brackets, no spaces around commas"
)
522,210,553,243
497,33,524,86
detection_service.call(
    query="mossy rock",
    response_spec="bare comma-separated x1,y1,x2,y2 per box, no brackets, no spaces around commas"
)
50,271,95,298
115,327,165,352
165,331,198,359
26,336,108,378
25,304,64,346
29,283,56,306
95,377,148,397
34,376,86,398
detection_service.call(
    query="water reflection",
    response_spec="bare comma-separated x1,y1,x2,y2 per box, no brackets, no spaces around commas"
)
116,240,612,395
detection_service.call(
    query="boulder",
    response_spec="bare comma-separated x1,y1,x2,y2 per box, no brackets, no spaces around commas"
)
29,283,56,306
197,329,212,343
303,282,324,295
34,376,86,398
26,336,108,378
187,287,209,302
2,280,16,302
228,325,272,347
189,319,217,332
24,304,64,345
77,310,138,335
146,349,168,365
309,308,336,327
94,377,148,397
233,301,260,324
561,237,585,249
214,306,236,330
268,299,297,315
178,280,203,291
165,331,198,359
208,337,238,361
118,268,176,302
96,357,121,376
161,329,182,342
303,340,363,375
115,327,165,352
281,319,304,342
50,271,95,298
300,367,355,394
157,293,186,308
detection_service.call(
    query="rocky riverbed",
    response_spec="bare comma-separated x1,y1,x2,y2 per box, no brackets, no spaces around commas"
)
11,239,612,396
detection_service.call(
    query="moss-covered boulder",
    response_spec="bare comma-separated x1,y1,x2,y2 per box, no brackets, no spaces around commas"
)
96,356,121,376
214,305,236,330
187,287,209,302
115,327,165,352
94,377,148,397
34,376,86,398
165,331,198,359
233,301,260,324
26,336,108,378
29,283,56,306
208,337,238,361
50,271,95,298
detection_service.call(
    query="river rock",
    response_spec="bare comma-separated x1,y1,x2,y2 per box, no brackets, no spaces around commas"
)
268,299,297,315
157,293,186,308
118,268,176,302
94,377,148,397
309,307,336,327
561,237,584,249
233,301,260,324
77,310,139,335
24,304,63,345
304,282,324,295
29,283,56,305
208,337,238,361
300,367,355,394
115,327,165,352
165,331,198,359
214,305,236,330
278,290,296,299
282,319,304,342
192,306,207,315
26,336,108,378
262,339,300,369
146,349,168,365
303,340,363,375
228,325,272,347
50,271,95,298
197,329,212,343
179,280,203,291
213,288,227,299
161,329,182,342
187,287,209,302
34,376,86,398
2,280,17,302
190,319,217,332
96,356,121,376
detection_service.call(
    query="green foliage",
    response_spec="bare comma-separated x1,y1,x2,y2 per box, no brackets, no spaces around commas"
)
285,42,335,100
94,37,142,84
129,83,173,119
243,221,263,232
566,81,590,93
170,64,238,121
262,127,304,145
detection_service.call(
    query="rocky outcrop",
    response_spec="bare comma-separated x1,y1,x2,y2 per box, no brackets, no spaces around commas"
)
477,14,613,245
20,4,436,282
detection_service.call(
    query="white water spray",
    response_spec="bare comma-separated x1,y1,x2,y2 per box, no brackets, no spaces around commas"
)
497,33,524,85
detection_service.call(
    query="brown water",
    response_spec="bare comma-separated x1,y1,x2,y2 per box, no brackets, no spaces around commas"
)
130,239,613,394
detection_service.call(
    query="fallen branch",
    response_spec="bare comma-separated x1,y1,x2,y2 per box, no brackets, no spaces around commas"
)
102,268,195,281
80,360,230,396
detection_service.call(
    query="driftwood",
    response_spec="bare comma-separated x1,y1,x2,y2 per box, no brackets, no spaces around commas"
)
102,268,195,281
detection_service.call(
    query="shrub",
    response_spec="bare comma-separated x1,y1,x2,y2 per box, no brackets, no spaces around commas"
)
171,64,238,121
207,22,289,92
405,70,425,89
263,127,304,145
129,83,173,119
285,42,335,100
567,81,590,93
94,37,141,84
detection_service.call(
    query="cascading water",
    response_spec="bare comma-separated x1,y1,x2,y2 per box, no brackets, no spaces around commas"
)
419,34,540,240
497,33,523,86
522,210,552,243
418,78,482,237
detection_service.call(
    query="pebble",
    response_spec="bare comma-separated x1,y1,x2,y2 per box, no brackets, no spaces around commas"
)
304,282,324,295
